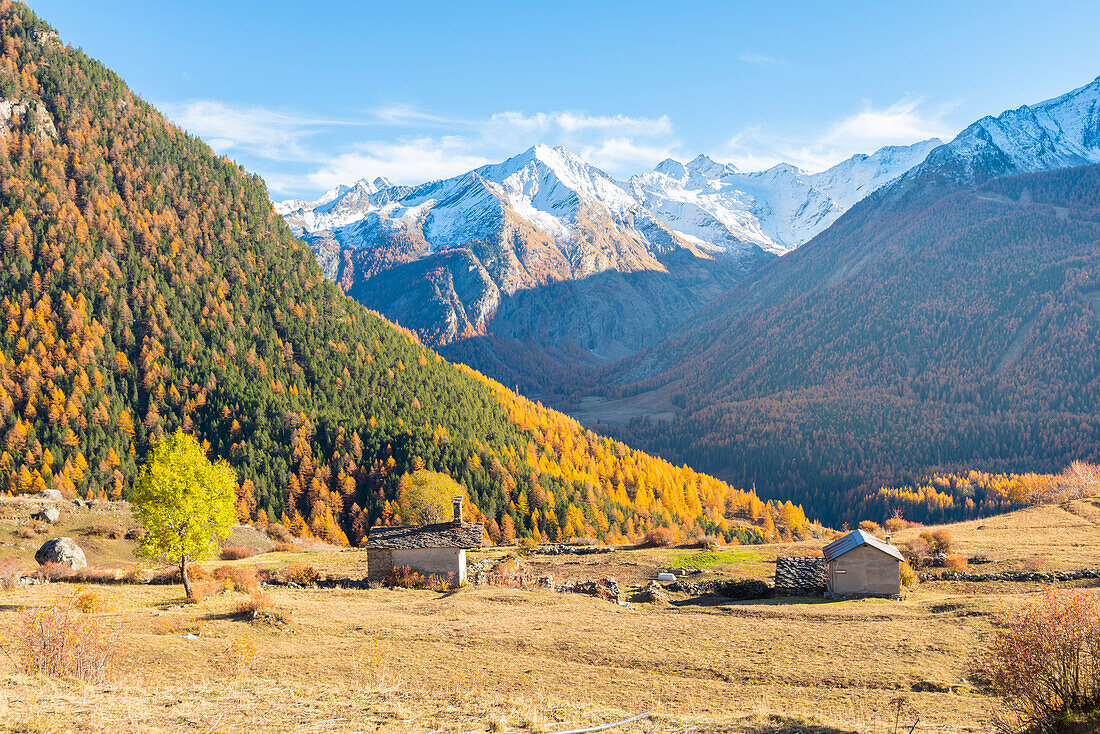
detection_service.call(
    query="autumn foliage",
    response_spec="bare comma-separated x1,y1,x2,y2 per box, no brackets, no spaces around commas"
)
986,587,1100,733
0,3,815,549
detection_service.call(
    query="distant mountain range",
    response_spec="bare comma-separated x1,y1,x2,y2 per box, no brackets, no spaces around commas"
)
595,74,1100,524
278,137,938,386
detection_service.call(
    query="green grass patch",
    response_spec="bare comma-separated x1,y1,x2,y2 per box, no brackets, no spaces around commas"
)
667,548,764,570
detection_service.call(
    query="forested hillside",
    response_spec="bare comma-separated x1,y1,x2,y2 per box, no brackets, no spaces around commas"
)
601,163,1100,525
0,2,811,545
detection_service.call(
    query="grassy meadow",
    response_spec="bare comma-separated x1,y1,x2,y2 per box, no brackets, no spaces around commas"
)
3,495,1100,732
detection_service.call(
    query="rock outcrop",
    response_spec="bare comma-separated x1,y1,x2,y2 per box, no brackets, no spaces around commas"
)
32,506,60,524
35,537,87,570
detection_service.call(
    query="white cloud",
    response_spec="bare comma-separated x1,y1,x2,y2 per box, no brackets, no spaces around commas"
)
159,98,681,194
159,99,365,162
488,110,673,137
578,137,682,174
718,97,955,172
305,136,492,191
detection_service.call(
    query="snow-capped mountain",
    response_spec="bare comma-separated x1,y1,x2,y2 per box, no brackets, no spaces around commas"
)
279,140,942,359
910,74,1100,185
282,144,762,350
627,139,941,255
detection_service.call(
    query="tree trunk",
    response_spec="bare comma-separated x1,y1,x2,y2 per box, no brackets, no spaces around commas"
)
181,556,193,600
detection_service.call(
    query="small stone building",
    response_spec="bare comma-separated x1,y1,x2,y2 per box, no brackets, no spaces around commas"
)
822,529,904,597
365,498,483,587
774,556,828,595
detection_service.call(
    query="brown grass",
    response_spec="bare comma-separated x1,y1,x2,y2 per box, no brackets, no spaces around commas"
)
2,497,1100,731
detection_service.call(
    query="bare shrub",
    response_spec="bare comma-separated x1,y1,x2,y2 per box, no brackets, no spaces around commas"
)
902,536,931,568
284,562,319,587
152,614,208,636
72,567,126,584
383,565,452,590
985,587,1100,733
1025,556,1048,572
83,521,124,539
35,562,74,582
187,579,220,603
1060,460,1100,499
213,565,259,594
269,542,298,553
233,592,275,617
219,545,254,561
124,527,145,541
0,559,26,590
921,529,953,554
266,523,292,543
641,527,675,548
944,554,969,573
17,525,37,539
4,595,122,683
487,556,537,590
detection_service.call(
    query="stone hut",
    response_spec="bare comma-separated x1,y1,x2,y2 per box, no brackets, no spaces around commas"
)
365,497,483,587
822,529,904,597
774,556,828,595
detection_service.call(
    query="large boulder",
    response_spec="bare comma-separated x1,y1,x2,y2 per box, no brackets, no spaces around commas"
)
32,506,60,524
35,537,87,570
35,489,63,501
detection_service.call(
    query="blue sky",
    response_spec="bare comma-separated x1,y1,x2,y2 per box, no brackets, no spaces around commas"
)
26,1,1100,199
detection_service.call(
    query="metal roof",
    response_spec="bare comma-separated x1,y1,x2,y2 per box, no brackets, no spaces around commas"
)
822,529,905,562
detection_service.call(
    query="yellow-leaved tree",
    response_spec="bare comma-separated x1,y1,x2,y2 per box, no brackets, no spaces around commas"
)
396,470,469,525
131,429,236,600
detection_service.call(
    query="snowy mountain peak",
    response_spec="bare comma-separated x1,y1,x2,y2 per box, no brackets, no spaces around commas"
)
915,74,1100,182
686,153,737,178
629,138,938,255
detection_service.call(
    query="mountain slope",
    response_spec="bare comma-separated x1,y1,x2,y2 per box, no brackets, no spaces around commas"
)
0,1,811,545
596,77,1100,526
283,139,937,398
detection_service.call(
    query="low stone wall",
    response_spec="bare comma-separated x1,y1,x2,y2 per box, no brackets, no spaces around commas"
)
920,567,1100,583
530,544,614,556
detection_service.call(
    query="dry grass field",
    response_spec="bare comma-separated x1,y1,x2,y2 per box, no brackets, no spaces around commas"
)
3,496,1100,733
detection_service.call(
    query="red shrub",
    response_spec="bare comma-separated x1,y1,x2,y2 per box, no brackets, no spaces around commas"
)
220,546,254,561
213,566,259,594
641,527,675,548
943,554,969,573
986,587,1100,732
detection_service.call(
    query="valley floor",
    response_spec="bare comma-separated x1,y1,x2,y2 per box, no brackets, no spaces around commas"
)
4,498,1100,732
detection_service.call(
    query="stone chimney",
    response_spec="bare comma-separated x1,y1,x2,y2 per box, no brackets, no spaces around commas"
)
453,496,463,524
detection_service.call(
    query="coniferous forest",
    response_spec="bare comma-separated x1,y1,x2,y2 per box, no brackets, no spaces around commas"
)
0,2,812,545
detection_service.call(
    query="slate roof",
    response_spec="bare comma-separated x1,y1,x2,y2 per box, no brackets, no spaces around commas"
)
774,556,828,593
365,521,484,549
822,529,905,562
